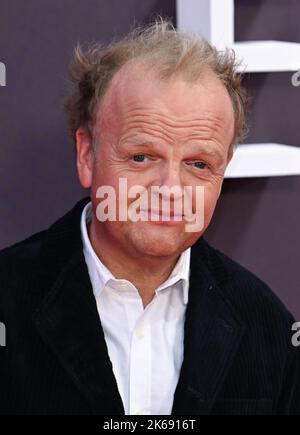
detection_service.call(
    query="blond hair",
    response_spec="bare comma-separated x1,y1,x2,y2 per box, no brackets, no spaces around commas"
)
64,18,248,151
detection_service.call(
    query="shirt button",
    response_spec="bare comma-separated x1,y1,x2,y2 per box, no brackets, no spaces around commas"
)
135,330,145,339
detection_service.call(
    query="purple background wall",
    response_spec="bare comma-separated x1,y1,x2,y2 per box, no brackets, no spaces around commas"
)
0,0,299,317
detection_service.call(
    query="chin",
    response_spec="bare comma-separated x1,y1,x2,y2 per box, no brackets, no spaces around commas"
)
127,224,187,258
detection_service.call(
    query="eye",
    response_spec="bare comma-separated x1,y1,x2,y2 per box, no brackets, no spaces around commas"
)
132,154,148,162
193,161,207,169
187,161,208,170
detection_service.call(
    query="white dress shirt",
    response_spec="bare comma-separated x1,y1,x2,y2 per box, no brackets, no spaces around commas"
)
81,202,191,415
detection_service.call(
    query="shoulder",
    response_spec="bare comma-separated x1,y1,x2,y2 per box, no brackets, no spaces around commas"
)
198,240,300,413
199,238,295,332
0,197,89,279
0,197,88,307
0,231,46,309
0,230,46,276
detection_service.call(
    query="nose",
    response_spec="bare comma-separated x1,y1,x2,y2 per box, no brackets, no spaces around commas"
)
152,161,184,204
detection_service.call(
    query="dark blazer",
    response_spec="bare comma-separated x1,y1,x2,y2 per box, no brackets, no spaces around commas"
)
0,197,299,415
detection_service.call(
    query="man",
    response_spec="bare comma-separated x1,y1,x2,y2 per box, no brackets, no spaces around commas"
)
0,20,299,415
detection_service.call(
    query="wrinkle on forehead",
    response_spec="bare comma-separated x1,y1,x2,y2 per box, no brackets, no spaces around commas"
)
95,62,235,147
119,112,230,148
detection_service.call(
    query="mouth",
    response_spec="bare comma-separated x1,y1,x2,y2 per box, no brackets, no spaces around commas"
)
138,209,191,224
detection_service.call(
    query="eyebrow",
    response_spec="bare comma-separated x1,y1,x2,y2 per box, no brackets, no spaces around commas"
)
120,137,225,162
119,138,157,148
187,143,224,160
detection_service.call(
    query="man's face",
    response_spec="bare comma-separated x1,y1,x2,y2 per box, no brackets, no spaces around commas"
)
77,63,234,259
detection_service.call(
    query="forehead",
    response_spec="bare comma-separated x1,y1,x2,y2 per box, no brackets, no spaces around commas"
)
98,62,234,133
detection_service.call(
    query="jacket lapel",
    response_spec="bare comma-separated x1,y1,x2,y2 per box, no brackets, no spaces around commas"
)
33,198,125,415
171,239,246,415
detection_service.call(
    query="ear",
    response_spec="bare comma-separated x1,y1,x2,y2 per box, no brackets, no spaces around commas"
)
217,148,234,199
76,127,94,188
227,148,233,165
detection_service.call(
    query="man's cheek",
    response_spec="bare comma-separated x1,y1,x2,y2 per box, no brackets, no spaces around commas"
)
202,190,218,222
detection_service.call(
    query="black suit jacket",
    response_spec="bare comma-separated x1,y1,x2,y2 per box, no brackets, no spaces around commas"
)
0,197,299,415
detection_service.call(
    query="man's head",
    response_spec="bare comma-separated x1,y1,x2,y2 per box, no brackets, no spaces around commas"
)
65,19,247,260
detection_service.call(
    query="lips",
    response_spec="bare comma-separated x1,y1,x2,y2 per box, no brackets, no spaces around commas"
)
139,209,184,221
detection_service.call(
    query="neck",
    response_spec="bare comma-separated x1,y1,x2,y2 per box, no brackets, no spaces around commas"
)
88,219,180,308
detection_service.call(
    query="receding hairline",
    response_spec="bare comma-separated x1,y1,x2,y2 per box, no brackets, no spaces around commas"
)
91,60,235,157
64,18,248,150
94,58,234,125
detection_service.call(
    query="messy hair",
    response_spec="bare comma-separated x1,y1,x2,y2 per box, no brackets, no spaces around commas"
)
64,18,248,151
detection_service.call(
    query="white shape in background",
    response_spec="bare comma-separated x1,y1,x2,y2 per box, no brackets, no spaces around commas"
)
225,144,300,178
0,62,6,86
177,0,300,177
0,322,6,346
291,69,300,87
176,0,300,72
176,0,234,49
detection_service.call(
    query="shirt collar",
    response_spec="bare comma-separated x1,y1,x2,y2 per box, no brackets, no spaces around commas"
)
81,202,190,305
